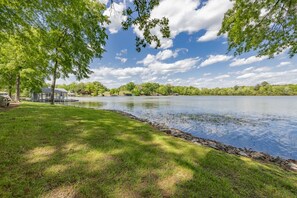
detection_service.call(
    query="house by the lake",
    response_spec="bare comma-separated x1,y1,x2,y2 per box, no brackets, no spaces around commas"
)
32,88,68,102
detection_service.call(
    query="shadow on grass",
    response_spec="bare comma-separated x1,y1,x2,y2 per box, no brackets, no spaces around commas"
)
0,103,297,197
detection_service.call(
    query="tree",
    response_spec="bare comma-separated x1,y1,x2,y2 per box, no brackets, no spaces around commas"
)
141,82,160,95
132,86,141,96
156,84,173,95
36,0,108,104
219,0,297,57
110,88,119,95
261,81,269,87
125,82,136,92
0,66,16,97
0,30,47,101
1,0,171,103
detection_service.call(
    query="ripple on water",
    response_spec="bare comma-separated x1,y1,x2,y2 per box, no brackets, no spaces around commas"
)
130,112,297,159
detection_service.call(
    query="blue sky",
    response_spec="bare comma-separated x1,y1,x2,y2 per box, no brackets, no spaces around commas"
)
57,0,297,88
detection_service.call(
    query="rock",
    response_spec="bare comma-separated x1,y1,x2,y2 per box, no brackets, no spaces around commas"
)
160,129,171,133
271,157,284,164
215,143,225,150
251,152,266,160
226,148,237,155
208,142,217,149
288,162,297,171
184,135,193,141
239,151,248,157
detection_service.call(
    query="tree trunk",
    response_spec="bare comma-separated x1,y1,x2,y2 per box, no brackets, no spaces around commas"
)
15,73,21,102
8,85,12,98
50,60,58,105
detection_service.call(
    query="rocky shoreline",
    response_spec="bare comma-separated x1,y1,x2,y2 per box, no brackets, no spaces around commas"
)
108,109,297,172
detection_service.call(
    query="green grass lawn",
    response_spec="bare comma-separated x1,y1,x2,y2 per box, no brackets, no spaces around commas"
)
1,102,297,197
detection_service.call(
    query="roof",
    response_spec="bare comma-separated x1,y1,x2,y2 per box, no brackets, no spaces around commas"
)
41,88,68,93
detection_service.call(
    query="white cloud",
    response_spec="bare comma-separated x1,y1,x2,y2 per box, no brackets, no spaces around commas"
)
237,73,256,79
254,67,271,72
115,57,128,63
137,49,185,65
203,73,211,76
137,49,198,74
233,66,271,78
104,2,127,34
197,30,219,42
92,67,147,78
116,49,127,56
214,74,230,79
137,54,156,65
115,49,128,63
55,56,199,87
200,54,232,67
239,70,296,81
134,0,233,48
156,49,178,60
242,67,254,73
234,68,297,85
147,57,199,74
277,61,291,67
176,68,297,88
55,66,297,89
117,76,132,80
230,55,268,67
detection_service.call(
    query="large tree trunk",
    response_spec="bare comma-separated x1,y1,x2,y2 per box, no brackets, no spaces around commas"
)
15,73,21,102
50,60,58,105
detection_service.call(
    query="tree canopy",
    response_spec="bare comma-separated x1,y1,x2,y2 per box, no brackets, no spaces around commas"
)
0,0,170,103
219,0,297,57
38,0,108,104
0,29,47,99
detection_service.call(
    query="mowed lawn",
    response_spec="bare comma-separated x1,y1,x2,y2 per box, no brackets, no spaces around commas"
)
0,103,297,197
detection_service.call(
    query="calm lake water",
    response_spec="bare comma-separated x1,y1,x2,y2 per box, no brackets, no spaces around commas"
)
65,96,297,159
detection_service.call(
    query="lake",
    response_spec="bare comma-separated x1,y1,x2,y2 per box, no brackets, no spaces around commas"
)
65,96,297,159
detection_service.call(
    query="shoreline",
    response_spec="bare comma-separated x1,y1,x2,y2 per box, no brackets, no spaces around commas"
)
107,109,297,172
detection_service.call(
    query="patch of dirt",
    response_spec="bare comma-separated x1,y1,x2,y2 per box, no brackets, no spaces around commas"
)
0,103,20,111
41,185,78,198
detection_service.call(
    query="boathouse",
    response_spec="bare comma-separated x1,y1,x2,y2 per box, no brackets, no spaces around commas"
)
32,88,68,102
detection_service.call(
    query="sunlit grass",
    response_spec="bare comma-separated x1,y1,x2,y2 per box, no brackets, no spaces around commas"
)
0,102,297,197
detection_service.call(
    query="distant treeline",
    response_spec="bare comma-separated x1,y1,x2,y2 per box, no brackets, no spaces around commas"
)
57,81,297,96
57,82,108,96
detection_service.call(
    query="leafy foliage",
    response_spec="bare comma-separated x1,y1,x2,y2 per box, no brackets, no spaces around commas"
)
122,0,170,51
219,0,297,57
0,0,171,102
57,82,108,96
38,0,109,103
0,30,47,97
56,81,297,96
